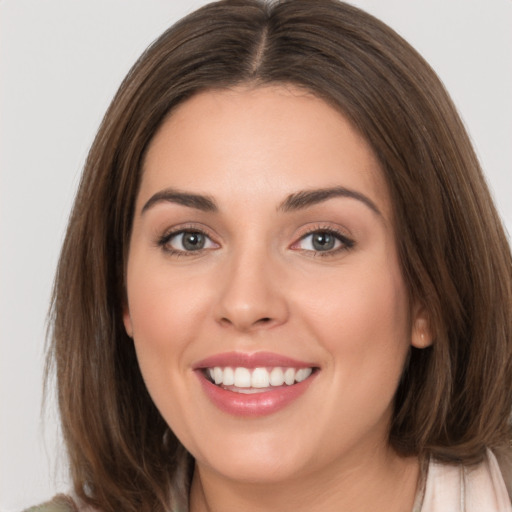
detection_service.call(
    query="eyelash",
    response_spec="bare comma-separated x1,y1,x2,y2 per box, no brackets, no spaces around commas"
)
293,226,355,257
156,226,355,257
156,225,217,258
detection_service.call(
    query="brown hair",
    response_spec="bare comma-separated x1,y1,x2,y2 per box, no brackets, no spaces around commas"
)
48,0,512,510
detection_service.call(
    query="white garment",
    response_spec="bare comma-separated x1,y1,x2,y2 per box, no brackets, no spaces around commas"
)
414,450,512,512
28,451,511,511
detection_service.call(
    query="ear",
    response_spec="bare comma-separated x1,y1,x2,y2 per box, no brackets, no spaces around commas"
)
411,304,432,349
123,305,134,338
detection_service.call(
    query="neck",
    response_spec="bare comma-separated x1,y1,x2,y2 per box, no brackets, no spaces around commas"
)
189,445,420,512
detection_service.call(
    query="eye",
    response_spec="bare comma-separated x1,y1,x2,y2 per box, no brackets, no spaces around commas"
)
294,229,354,254
159,230,217,254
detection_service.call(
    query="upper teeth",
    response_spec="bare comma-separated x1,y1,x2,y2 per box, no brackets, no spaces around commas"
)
207,367,313,388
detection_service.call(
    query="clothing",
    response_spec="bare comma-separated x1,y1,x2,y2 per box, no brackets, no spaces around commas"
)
413,450,512,512
23,494,96,512
24,451,512,512
23,495,78,512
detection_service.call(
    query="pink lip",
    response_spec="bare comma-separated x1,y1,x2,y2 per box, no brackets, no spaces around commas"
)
193,351,319,417
193,351,315,370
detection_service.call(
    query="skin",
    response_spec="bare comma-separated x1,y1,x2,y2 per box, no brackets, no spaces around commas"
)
123,85,431,512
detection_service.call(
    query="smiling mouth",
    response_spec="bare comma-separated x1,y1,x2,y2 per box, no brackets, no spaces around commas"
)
203,366,316,394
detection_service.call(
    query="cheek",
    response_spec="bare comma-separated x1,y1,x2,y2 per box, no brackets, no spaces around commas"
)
124,256,212,410
291,262,411,458
126,260,209,350
299,261,410,387
125,261,212,432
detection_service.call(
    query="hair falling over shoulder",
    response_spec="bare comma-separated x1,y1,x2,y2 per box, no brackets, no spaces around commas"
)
46,0,512,510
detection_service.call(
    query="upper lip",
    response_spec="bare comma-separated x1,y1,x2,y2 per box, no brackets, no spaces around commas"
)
193,351,317,370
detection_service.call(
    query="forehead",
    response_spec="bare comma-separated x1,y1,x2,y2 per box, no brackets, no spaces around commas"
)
140,85,391,218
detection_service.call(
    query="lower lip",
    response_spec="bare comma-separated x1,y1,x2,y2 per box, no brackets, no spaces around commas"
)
196,371,317,417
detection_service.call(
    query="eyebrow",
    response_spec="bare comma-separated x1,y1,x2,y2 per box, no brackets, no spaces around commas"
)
141,188,218,214
140,185,381,216
278,187,381,216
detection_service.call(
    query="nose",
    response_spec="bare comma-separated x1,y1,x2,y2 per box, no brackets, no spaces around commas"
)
214,249,289,332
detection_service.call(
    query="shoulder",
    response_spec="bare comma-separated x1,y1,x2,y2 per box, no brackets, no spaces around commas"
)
23,494,97,512
23,495,77,512
420,450,512,512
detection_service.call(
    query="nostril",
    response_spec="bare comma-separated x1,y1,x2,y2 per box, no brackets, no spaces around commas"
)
219,316,274,329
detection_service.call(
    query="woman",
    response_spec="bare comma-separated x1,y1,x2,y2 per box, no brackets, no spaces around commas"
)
28,0,512,510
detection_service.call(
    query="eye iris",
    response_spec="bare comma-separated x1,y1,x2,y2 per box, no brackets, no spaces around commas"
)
182,232,205,251
312,232,335,251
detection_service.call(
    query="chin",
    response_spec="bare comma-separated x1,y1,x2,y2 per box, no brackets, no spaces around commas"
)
190,429,318,484
200,453,307,485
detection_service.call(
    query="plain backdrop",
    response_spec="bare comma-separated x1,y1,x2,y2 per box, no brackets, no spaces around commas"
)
1,1,511,510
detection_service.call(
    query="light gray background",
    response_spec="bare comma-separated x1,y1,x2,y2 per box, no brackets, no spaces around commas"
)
1,1,511,510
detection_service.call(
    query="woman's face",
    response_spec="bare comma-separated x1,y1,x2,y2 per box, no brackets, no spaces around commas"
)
124,85,428,484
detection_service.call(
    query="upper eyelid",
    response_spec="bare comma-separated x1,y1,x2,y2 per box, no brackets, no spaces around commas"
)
156,223,355,249
159,223,217,240
157,229,219,256
156,224,219,251
297,229,353,244
294,224,353,241
290,225,356,253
